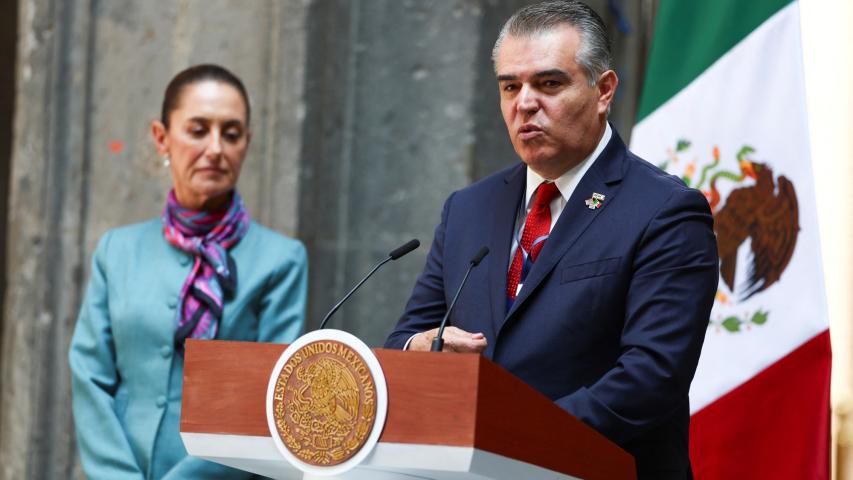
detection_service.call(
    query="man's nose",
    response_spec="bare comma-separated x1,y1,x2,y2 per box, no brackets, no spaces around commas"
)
517,84,540,114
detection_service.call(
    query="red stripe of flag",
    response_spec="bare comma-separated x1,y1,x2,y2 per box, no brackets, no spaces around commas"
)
690,330,831,479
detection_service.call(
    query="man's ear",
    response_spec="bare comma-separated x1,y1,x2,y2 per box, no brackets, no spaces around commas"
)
151,120,169,156
596,70,618,115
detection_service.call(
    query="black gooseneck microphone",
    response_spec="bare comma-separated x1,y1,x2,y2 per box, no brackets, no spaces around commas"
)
431,246,489,352
318,239,420,330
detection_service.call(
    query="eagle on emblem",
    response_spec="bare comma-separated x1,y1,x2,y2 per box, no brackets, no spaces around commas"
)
662,142,800,303
297,358,360,428
709,151,800,300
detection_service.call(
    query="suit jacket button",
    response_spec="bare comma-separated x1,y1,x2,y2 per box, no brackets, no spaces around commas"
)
156,396,166,408
160,345,172,358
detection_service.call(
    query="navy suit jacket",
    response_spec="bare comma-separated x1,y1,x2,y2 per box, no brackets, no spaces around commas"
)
385,130,719,479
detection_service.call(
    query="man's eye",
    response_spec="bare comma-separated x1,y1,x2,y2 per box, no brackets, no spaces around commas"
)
502,84,519,92
189,127,206,137
543,80,562,88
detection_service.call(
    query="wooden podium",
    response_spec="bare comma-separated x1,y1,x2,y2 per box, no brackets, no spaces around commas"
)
180,339,636,480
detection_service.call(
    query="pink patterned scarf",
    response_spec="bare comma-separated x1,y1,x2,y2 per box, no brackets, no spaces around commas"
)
162,190,249,350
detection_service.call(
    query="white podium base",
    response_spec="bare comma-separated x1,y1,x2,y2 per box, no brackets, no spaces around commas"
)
302,470,431,480
180,432,579,480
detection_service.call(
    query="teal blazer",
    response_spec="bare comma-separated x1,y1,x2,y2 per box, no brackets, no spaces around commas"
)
69,218,307,479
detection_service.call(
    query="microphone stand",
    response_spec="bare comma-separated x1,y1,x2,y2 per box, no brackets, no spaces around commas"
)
431,246,489,352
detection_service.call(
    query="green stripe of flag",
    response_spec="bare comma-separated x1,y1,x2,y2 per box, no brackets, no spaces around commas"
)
636,0,792,122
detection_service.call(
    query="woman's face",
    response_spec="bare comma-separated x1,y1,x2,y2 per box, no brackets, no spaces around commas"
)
152,80,250,210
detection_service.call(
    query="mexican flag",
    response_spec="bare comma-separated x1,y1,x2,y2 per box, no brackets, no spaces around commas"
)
630,1,831,478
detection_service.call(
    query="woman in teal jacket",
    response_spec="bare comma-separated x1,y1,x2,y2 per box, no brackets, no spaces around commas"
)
69,64,307,479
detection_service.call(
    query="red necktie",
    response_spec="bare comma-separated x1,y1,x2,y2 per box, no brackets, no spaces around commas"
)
506,182,561,302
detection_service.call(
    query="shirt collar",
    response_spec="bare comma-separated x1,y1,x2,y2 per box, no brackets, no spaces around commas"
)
524,122,612,208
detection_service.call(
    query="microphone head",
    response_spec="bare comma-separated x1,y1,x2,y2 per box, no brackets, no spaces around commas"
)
470,246,489,266
389,239,420,260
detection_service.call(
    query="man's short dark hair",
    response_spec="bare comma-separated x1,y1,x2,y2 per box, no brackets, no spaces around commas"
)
493,0,612,86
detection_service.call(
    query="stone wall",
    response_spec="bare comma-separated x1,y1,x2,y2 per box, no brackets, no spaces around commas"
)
0,0,654,477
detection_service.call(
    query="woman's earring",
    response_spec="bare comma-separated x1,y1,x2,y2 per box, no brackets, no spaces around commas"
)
163,155,170,167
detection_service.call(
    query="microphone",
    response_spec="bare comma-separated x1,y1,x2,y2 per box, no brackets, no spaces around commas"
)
318,239,420,330
430,246,489,352
389,239,420,260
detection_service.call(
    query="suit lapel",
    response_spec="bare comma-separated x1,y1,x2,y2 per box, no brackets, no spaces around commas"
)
498,130,629,334
487,164,526,341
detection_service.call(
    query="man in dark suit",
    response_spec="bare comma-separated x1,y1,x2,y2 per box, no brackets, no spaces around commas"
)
385,1,718,478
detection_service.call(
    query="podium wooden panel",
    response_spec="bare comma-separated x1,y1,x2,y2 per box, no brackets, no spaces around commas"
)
180,339,636,480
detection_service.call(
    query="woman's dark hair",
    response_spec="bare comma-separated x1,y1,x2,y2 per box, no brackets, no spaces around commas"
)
160,63,251,128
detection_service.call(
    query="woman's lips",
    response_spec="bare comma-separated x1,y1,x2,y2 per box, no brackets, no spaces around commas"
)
196,167,226,174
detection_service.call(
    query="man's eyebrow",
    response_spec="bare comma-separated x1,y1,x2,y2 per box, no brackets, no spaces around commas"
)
496,69,570,82
532,69,569,79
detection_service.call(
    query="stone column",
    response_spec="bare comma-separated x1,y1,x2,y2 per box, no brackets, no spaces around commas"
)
1,1,97,477
298,0,497,344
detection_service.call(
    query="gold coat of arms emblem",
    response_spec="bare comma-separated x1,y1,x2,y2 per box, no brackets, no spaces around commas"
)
270,340,377,466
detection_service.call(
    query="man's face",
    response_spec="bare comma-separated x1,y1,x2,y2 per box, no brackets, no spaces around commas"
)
496,25,616,179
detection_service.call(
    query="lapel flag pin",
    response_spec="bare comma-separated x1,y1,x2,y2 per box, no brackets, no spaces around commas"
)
585,192,605,210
